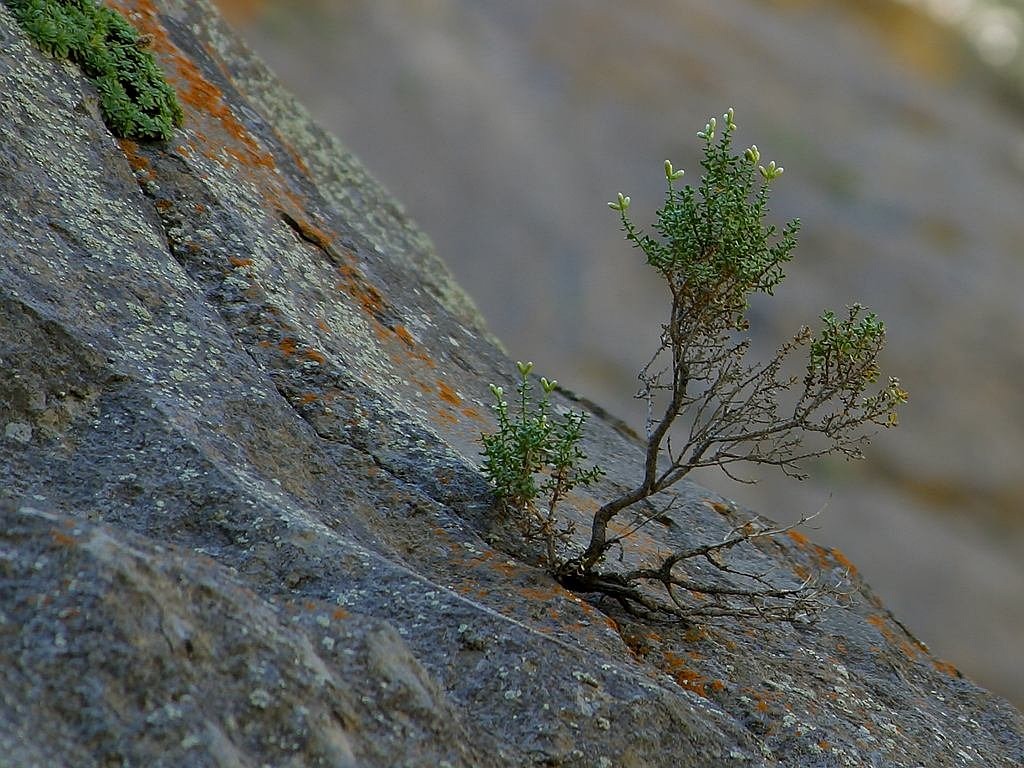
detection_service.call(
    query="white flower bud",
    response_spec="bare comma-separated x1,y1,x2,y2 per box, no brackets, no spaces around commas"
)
664,159,685,181
608,192,631,211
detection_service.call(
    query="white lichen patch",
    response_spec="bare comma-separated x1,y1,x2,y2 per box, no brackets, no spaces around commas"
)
4,422,32,442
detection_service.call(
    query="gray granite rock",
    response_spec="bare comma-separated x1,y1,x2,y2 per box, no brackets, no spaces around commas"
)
0,1,1021,765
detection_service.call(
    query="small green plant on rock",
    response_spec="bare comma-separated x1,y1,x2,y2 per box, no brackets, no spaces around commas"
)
481,361,604,567
482,109,907,622
7,0,183,140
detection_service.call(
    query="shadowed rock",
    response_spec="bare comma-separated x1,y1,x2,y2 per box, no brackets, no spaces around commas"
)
0,1,1021,765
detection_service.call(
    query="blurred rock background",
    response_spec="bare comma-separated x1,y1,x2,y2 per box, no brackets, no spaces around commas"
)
210,0,1024,706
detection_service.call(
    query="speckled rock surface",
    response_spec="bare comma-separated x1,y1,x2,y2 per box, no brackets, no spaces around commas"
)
0,1,1021,766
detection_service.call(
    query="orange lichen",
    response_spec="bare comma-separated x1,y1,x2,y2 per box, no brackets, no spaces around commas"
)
487,559,519,577
867,613,922,659
331,607,350,621
682,626,708,644
460,407,483,422
933,658,961,677
829,547,858,576
304,349,326,364
50,529,77,548
620,634,648,660
228,256,253,267
281,139,311,175
336,262,393,324
182,64,271,169
866,614,887,632
278,337,297,356
787,530,810,547
392,324,415,347
297,393,318,406
465,550,495,567
519,585,562,602
435,409,458,425
412,349,437,369
436,380,462,407
663,652,709,697
371,322,392,348
284,212,334,252
704,500,732,515
118,139,152,175
903,637,927,657
564,491,600,514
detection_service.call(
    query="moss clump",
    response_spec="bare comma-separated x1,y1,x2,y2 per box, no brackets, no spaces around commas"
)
6,0,183,140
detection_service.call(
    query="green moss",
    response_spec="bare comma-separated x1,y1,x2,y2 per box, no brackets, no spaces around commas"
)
6,0,183,140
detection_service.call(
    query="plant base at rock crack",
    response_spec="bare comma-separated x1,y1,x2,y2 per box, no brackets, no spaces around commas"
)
6,0,183,140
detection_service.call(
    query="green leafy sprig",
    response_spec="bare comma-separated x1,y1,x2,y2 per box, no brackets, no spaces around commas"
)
8,0,183,140
481,362,603,566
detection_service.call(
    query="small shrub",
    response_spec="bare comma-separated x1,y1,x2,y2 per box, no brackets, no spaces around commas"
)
480,361,603,567
7,0,183,140
482,110,906,622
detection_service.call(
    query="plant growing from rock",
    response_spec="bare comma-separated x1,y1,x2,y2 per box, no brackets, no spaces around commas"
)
7,0,183,140
482,109,907,622
480,361,604,567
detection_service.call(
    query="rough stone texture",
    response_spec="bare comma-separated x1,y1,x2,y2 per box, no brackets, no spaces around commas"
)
0,1,1021,766
218,0,1024,705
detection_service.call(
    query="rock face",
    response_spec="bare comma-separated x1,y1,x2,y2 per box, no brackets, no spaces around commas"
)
0,1,1021,766
222,0,1024,705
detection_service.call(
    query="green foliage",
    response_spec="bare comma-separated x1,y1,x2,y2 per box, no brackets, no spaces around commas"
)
807,304,909,427
481,362,603,565
610,108,800,331
7,0,183,140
